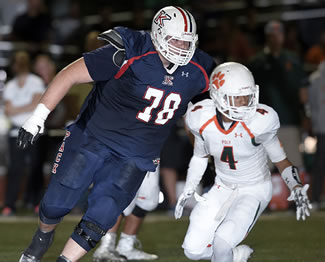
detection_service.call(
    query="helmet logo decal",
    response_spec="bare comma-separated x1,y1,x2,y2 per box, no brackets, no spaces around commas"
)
212,71,225,89
154,10,171,29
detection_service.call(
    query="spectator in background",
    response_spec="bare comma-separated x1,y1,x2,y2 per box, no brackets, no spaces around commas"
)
284,22,304,59
1,51,46,216
84,31,104,52
207,17,254,65
308,61,325,210
9,0,52,44
33,54,67,169
248,20,307,172
52,1,84,47
0,0,26,28
33,53,66,130
88,5,114,34
305,30,325,71
240,8,264,55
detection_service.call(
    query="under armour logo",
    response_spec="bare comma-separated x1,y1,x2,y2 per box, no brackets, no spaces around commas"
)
162,75,174,86
182,71,189,77
153,158,160,165
234,133,243,138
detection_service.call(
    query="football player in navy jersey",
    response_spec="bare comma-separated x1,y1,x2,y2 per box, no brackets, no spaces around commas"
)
17,6,216,262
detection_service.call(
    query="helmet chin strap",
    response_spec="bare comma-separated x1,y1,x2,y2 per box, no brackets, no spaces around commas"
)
156,49,179,74
165,62,178,74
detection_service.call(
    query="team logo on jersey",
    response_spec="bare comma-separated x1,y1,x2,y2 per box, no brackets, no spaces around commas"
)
154,10,171,28
162,75,174,86
152,158,160,165
211,71,225,90
181,71,189,77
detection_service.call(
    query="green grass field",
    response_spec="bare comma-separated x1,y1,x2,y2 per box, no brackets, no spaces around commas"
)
0,211,324,262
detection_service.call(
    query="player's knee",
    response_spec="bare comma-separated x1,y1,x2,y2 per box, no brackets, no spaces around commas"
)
213,234,232,258
132,205,148,218
39,203,70,224
139,198,159,211
184,249,204,260
71,219,106,252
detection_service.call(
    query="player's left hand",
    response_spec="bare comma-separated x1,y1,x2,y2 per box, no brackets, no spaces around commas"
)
287,184,312,221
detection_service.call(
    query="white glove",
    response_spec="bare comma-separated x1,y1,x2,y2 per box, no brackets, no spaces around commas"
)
174,189,206,219
17,104,50,149
287,184,312,221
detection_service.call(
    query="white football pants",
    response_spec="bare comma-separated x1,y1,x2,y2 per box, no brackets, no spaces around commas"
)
123,165,160,216
183,176,272,260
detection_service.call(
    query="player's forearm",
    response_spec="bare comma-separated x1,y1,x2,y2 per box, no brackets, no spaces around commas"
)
274,158,292,174
184,155,209,191
40,58,92,111
275,158,302,190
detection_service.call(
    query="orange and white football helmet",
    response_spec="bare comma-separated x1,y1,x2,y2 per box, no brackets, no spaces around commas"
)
209,62,259,121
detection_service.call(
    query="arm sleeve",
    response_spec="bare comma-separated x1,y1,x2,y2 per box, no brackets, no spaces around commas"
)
184,155,209,192
193,134,209,157
83,44,121,82
263,135,287,163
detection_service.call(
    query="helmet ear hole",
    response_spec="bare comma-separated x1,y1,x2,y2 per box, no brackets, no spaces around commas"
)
151,6,198,66
209,62,259,122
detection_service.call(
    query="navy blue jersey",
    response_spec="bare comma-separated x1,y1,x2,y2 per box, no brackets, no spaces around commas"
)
81,27,215,170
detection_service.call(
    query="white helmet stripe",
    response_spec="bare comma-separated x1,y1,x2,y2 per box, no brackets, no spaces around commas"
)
174,6,191,33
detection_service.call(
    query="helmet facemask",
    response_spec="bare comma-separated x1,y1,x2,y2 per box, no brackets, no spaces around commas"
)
156,34,197,66
213,87,259,121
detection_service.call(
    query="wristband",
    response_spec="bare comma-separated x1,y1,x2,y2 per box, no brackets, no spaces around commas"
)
34,103,51,120
281,166,302,191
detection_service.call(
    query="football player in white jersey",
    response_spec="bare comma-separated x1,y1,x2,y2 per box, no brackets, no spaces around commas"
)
174,62,312,262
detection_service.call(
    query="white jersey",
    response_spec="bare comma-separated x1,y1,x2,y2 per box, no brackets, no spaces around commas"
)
186,99,286,186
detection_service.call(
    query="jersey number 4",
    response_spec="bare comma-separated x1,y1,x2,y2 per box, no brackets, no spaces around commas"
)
220,146,238,170
137,87,181,125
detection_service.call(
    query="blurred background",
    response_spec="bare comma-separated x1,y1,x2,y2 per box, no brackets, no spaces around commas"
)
0,0,325,217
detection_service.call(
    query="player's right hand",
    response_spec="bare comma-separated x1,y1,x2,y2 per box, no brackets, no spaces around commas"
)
174,190,206,219
17,103,50,149
17,115,45,149
174,190,194,220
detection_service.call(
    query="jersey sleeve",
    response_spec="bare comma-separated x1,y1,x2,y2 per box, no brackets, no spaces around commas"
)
252,105,287,163
83,44,120,82
253,105,280,145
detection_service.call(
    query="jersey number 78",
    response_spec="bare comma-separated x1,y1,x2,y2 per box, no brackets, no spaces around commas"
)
137,87,181,125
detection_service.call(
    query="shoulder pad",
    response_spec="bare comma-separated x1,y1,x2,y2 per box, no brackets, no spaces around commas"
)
98,29,126,67
98,29,125,50
247,104,280,136
186,99,216,135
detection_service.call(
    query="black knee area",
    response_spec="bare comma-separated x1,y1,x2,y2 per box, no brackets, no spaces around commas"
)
71,219,106,251
24,228,55,259
132,205,148,218
56,255,72,262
